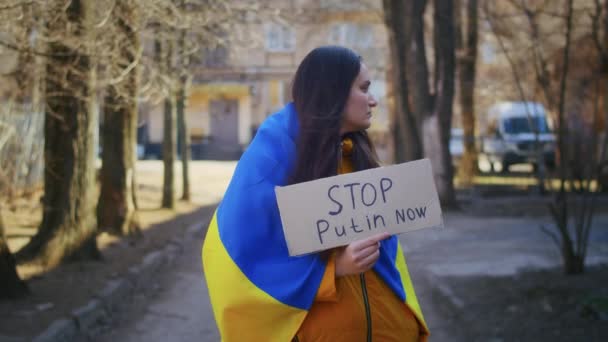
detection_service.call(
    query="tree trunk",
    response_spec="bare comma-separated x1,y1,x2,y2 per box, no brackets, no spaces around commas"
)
521,7,549,194
562,236,584,274
16,0,100,266
455,0,478,186
0,209,28,299
176,29,191,201
555,0,579,274
431,0,457,207
97,1,140,236
408,0,432,125
177,83,190,201
406,0,457,207
563,254,584,274
600,0,608,192
161,36,176,209
382,0,423,163
163,96,176,209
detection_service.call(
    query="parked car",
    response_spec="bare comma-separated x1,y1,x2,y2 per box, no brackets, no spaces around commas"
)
478,101,556,173
449,128,464,167
137,143,145,159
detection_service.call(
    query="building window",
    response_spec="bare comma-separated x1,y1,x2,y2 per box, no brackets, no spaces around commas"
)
319,1,364,11
203,45,229,68
265,23,295,52
328,23,373,49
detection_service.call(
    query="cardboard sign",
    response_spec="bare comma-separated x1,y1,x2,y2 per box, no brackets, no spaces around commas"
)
275,158,443,256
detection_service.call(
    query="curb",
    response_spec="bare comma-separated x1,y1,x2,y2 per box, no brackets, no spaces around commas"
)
30,221,205,342
32,319,78,342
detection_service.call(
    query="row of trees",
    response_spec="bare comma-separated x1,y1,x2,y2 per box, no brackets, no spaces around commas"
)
383,0,607,274
0,0,264,299
484,0,608,274
383,0,476,207
2,0,607,300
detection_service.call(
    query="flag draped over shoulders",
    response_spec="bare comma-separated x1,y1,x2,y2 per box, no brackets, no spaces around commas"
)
202,103,427,341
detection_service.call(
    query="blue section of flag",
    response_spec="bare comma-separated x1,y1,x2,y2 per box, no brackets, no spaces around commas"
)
216,103,406,309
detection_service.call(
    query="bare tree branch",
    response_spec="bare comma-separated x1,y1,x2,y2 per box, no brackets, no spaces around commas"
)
540,224,562,250
0,0,33,12
556,0,575,195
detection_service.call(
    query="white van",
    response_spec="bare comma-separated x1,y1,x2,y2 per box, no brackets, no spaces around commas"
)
479,101,556,173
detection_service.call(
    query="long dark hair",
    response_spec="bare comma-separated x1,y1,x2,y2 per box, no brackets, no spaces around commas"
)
288,46,379,185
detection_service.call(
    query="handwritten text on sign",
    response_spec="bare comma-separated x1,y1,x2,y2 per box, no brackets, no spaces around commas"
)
275,158,443,256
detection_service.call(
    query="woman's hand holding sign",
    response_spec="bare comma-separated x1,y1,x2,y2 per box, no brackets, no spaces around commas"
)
335,232,391,277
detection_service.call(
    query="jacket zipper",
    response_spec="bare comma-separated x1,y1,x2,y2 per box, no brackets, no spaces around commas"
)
360,273,372,342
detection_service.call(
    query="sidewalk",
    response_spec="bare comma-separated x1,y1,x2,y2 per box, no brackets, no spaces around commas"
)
92,211,608,341
6,207,607,341
403,212,608,341
3,157,607,341
94,208,220,342
0,161,237,342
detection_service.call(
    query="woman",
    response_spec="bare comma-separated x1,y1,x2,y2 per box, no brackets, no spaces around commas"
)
202,46,429,342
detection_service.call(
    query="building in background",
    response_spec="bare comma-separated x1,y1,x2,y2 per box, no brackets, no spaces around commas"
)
142,0,392,162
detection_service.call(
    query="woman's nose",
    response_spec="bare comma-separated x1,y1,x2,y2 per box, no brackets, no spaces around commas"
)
369,94,377,107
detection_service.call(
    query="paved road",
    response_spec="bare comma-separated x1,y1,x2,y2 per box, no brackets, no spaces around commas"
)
95,161,235,342
404,213,608,278
94,161,608,341
94,210,608,342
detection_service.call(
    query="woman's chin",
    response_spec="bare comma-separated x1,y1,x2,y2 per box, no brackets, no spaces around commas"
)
341,120,372,134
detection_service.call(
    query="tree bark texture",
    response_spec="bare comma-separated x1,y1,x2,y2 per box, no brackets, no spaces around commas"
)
162,96,176,209
404,0,457,207
408,0,432,124
382,0,423,163
176,28,191,201
382,0,457,206
556,0,582,274
97,1,141,236
161,36,176,209
430,0,457,207
600,0,608,191
0,210,28,299
455,0,479,185
16,0,100,266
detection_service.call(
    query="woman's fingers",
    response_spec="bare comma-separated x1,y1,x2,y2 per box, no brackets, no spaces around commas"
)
351,232,391,251
335,232,392,277
353,237,389,269
354,243,379,262
358,249,381,270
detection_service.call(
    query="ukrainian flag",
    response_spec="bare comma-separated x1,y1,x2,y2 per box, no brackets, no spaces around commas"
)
202,103,427,341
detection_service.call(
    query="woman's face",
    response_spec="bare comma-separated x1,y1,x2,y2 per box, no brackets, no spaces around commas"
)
341,63,377,135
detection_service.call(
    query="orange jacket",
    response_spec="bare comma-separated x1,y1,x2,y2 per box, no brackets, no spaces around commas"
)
295,138,429,342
